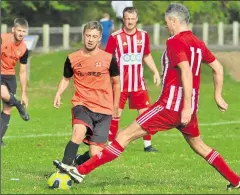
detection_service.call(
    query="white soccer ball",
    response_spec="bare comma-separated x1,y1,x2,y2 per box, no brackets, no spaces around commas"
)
47,171,72,190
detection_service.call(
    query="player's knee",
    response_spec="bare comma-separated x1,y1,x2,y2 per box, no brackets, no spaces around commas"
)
1,85,10,99
2,104,13,115
71,132,85,144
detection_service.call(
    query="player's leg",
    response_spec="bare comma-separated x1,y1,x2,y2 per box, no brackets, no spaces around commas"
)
74,120,147,181
1,78,16,145
179,115,240,189
130,90,158,152
138,108,158,152
75,112,111,166
68,103,176,183
0,102,13,146
1,76,29,121
53,105,92,169
108,92,128,143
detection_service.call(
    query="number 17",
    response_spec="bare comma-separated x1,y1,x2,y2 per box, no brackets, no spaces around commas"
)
190,47,202,76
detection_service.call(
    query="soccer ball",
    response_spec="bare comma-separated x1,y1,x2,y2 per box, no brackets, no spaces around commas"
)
47,171,72,190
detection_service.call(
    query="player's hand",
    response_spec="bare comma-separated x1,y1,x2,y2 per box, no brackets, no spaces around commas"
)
53,93,61,109
21,93,28,108
181,107,192,126
215,96,228,112
112,106,119,118
153,71,161,87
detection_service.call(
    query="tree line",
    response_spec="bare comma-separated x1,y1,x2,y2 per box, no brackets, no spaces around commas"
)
1,1,239,26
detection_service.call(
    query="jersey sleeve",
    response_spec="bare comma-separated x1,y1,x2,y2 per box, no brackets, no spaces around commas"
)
202,43,216,63
109,56,119,77
19,49,29,64
167,39,188,67
144,33,150,55
105,35,116,54
63,57,74,78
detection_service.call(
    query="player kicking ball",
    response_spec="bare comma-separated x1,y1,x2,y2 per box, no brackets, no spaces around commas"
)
52,21,120,178
54,4,240,190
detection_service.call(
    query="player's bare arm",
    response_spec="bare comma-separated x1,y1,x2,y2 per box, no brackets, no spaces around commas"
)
208,59,228,112
178,61,193,126
109,56,120,118
111,76,121,118
53,77,71,109
143,54,161,86
19,63,28,107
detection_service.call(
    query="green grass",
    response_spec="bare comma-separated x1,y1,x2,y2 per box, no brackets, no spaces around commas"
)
1,50,240,194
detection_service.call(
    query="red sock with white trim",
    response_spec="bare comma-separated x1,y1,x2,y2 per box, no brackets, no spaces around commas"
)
108,117,120,142
205,149,239,186
77,140,124,175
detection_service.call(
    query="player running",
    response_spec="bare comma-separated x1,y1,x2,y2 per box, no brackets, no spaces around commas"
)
54,4,240,190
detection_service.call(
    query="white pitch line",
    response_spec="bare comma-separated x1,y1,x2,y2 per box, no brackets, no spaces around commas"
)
4,120,240,139
199,121,240,126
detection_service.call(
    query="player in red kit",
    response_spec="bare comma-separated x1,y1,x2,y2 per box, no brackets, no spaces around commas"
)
105,7,161,152
54,3,240,190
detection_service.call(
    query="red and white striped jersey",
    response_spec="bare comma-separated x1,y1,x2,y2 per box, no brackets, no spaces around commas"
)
105,28,150,92
158,31,215,114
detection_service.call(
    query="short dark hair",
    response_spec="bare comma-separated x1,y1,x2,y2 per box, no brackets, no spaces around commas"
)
83,21,103,34
123,7,138,18
14,18,29,28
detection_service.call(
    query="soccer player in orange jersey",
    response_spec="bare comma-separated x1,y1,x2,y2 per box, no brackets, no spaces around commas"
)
52,21,120,168
0,18,30,146
105,7,161,152
55,4,239,190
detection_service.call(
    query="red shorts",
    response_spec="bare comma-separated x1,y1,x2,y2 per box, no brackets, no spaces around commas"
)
136,102,200,137
119,90,151,110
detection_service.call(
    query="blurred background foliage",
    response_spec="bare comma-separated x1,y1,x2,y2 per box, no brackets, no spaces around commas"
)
1,0,240,26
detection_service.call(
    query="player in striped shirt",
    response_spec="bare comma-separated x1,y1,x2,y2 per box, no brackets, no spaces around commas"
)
105,7,161,152
56,3,240,190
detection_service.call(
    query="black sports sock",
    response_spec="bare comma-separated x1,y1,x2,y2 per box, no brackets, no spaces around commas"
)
0,112,11,142
62,140,79,165
75,151,90,165
7,93,21,107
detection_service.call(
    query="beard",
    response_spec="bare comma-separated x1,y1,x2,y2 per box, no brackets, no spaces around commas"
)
13,33,23,42
84,43,98,51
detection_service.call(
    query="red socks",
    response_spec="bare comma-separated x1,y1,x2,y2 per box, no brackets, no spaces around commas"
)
143,134,151,141
77,140,124,175
205,149,239,186
108,117,120,142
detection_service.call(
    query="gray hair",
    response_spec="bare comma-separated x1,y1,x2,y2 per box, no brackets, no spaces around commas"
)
14,18,29,28
83,21,103,34
165,3,190,24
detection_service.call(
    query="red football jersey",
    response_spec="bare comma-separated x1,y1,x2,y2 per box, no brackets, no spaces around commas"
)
159,31,215,114
105,28,150,92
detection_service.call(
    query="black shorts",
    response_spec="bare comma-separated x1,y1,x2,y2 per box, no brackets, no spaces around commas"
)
72,105,112,147
0,75,17,94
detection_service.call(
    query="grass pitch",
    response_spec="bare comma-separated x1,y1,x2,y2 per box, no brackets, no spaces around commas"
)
1,50,240,194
